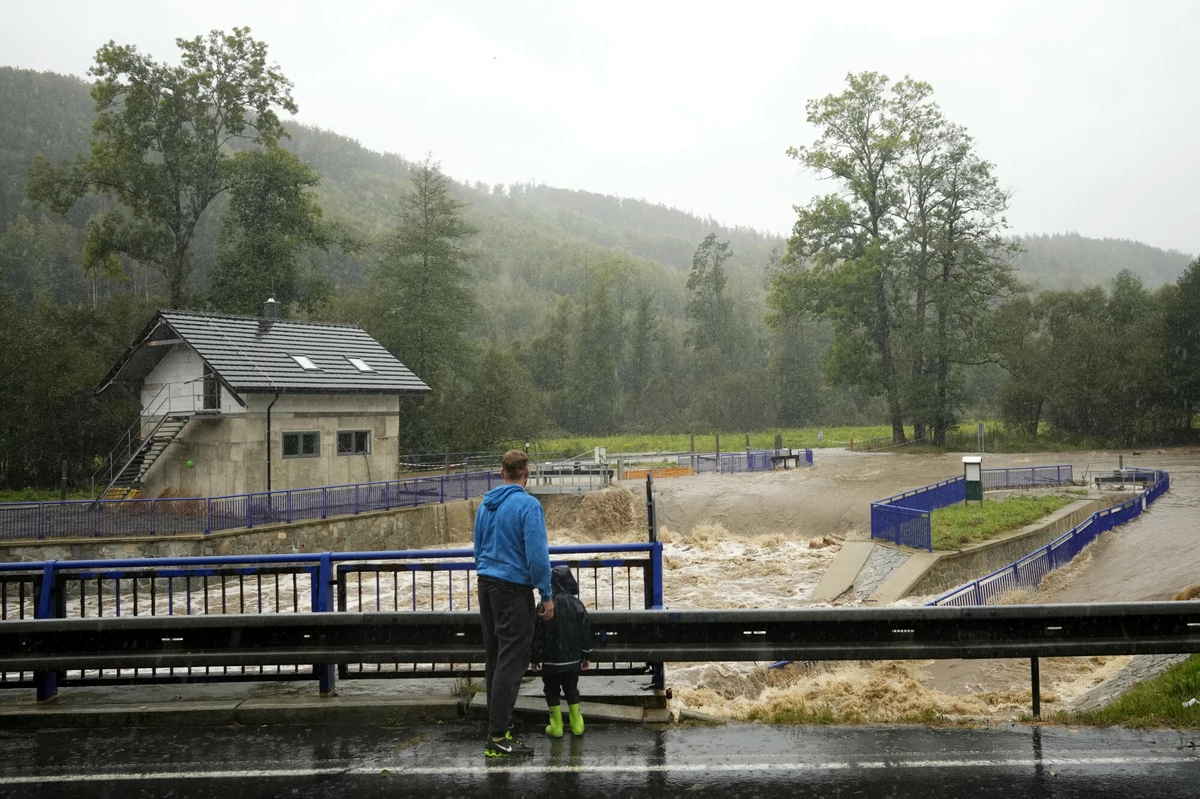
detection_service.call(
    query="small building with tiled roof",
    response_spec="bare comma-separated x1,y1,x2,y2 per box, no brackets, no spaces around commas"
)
95,298,429,499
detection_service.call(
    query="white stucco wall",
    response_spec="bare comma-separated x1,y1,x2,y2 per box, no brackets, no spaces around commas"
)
140,344,241,415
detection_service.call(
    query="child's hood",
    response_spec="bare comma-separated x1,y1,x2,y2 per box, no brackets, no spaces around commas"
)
550,564,578,596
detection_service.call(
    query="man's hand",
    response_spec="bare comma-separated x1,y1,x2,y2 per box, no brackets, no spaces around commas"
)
538,599,555,620
581,660,590,671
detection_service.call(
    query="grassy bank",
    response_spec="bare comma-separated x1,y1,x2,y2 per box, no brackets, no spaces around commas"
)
1054,655,1200,728
533,421,1156,458
536,426,905,457
0,488,92,503
930,495,1076,550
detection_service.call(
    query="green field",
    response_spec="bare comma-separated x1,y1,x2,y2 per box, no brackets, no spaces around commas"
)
533,420,1131,458
534,426,902,457
1053,655,1200,728
0,488,92,503
930,495,1077,550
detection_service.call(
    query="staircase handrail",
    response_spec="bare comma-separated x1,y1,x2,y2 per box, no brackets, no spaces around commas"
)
90,383,174,498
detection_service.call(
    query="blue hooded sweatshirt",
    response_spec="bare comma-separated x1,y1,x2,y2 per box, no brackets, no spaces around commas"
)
473,483,552,601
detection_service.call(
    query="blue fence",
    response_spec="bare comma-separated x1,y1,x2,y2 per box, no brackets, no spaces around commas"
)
930,468,1169,606
0,470,507,541
870,465,1076,552
0,542,665,695
677,449,814,474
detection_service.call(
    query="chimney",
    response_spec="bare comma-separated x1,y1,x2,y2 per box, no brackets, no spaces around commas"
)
261,296,278,319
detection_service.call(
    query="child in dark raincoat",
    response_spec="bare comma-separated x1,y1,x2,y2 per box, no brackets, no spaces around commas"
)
530,564,592,736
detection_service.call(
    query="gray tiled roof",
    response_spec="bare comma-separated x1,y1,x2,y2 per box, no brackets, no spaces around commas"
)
104,310,430,395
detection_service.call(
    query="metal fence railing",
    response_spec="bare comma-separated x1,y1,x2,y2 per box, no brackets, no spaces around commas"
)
930,468,1169,606
398,451,571,473
676,449,814,474
870,465,1076,552
0,471,511,541
0,542,665,698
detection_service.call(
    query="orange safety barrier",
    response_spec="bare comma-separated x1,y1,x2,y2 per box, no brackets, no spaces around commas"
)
621,466,695,480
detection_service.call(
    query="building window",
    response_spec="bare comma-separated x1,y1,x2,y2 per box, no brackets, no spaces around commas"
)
347,357,374,372
283,431,320,458
337,430,370,456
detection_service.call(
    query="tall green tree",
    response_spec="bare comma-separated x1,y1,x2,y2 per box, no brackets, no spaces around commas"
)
1164,258,1200,431
685,233,733,354
562,266,621,432
371,155,477,382
209,148,339,315
921,127,1019,444
27,28,297,307
771,72,1017,444
771,72,914,443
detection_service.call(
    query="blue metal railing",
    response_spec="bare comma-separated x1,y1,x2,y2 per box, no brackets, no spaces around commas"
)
0,470,507,541
930,468,1169,606
677,449,814,474
870,465,1076,552
0,542,665,698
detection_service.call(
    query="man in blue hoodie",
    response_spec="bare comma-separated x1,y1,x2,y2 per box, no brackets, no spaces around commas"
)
474,449,553,758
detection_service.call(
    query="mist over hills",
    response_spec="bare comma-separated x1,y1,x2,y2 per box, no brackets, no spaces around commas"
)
1,65,1191,338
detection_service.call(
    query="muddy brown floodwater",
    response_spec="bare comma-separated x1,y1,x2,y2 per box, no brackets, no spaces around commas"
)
921,447,1200,703
645,446,1200,722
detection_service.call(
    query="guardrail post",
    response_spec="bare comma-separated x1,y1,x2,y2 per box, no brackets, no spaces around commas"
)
34,560,59,701
354,484,360,515
287,491,293,524
439,476,445,504
204,498,212,535
1030,657,1041,718
246,495,254,530
321,486,328,519
37,502,45,541
314,552,336,696
648,541,666,691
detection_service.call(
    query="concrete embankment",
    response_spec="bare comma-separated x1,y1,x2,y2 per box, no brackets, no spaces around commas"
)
809,494,1129,606
0,493,601,562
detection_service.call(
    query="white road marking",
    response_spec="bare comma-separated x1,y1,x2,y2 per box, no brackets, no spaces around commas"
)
0,755,1195,784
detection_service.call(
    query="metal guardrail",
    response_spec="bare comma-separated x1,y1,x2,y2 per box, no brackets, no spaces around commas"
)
0,471,502,541
3,602,1197,717
675,449,814,474
398,451,571,472
871,466,1077,551
930,468,1170,606
0,543,665,700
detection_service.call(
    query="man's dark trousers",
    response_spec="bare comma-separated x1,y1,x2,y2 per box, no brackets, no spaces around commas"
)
478,575,536,736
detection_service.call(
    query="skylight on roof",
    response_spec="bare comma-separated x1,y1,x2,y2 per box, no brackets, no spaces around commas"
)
291,355,319,371
347,357,374,373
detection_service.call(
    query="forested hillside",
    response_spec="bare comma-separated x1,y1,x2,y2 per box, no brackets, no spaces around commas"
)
0,53,1197,491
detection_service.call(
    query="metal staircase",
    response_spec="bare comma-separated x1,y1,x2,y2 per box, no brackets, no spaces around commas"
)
93,384,195,500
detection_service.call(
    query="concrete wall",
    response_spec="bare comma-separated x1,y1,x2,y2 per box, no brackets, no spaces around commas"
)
905,495,1129,597
0,491,645,564
0,499,481,563
142,393,401,498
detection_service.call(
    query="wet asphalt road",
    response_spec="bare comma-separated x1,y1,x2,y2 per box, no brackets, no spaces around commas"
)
0,721,1197,798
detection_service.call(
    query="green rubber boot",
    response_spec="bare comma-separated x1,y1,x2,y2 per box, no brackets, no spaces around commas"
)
568,703,585,736
545,705,564,738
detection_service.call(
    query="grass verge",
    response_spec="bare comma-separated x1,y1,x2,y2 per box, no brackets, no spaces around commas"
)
0,488,92,503
535,426,905,457
1053,655,1200,728
930,495,1076,550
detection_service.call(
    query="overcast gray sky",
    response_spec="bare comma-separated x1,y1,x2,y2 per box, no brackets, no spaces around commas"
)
3,0,1198,254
